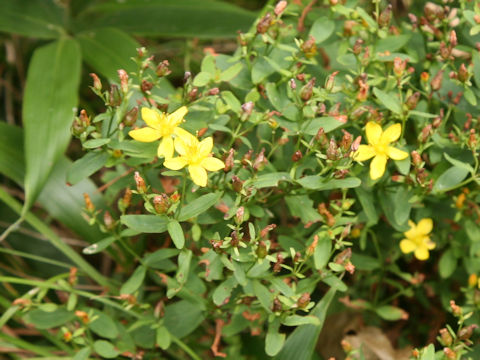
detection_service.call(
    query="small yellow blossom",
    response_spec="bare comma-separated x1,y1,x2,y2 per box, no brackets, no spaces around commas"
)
400,218,435,260
468,274,478,288
128,106,189,159
353,122,408,180
163,131,225,187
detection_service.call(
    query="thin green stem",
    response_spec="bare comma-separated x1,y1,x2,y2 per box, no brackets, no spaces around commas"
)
171,335,202,360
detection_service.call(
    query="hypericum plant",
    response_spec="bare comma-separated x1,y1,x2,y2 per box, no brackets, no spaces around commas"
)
3,0,480,359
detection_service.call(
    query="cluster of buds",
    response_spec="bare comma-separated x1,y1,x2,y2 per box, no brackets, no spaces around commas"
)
242,148,268,172
156,60,171,77
72,109,91,137
153,192,180,214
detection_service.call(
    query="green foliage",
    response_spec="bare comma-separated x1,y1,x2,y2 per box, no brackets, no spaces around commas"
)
1,0,480,359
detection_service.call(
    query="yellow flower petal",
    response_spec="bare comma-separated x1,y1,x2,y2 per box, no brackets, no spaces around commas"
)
414,246,429,261
381,123,401,144
425,237,436,250
198,137,213,158
404,220,418,240
174,136,187,156
188,164,208,187
141,107,163,129
387,146,408,160
353,145,376,161
167,106,188,126
400,239,416,254
129,127,162,142
201,157,225,171
366,121,382,145
417,218,433,235
369,154,387,180
158,136,174,159
164,157,188,170
173,127,191,139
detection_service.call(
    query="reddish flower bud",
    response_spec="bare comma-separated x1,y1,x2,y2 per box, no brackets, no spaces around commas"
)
123,107,138,127
301,36,317,59
393,57,407,77
257,12,273,34
156,60,172,77
89,73,102,92
300,78,316,101
134,171,147,193
325,71,339,91
232,175,243,193
406,92,420,110
274,1,287,17
420,72,430,82
292,150,303,162
430,70,444,91
378,4,392,27
458,63,469,83
103,211,114,230
83,193,95,212
208,87,220,96
117,69,129,93
297,292,310,309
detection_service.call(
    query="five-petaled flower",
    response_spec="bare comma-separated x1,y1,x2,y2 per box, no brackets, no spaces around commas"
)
163,131,225,187
353,122,408,180
128,106,189,159
400,218,435,260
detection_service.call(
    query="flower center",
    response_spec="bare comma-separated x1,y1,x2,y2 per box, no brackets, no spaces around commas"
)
373,141,388,155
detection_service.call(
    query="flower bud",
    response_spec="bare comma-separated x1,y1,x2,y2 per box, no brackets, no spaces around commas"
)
273,297,282,312
241,101,254,121
103,211,114,230
274,1,287,17
118,188,132,212
356,79,369,102
420,72,430,82
449,30,457,47
325,71,339,92
273,253,284,272
326,138,339,160
253,148,267,171
439,328,453,346
184,71,192,83
297,292,310,309
450,300,462,317
141,80,153,93
232,175,244,193
458,324,478,340
170,192,180,203
306,235,318,257
257,12,273,34
439,42,451,61
117,69,129,93
187,87,198,102
69,267,78,286
75,310,90,324
235,207,245,225
208,87,220,96
411,150,422,166
156,60,172,77
123,107,138,127
469,129,477,149
108,84,122,106
292,150,303,162
154,194,170,214
458,63,469,83
134,171,147,193
289,78,297,90
340,130,353,152
393,57,407,77
352,39,364,55
301,36,317,59
300,78,315,101
443,348,456,360
223,148,235,172
406,92,420,110
83,193,95,212
341,339,352,353
89,73,102,92
351,136,362,152
241,149,253,166
256,241,268,259
378,4,392,27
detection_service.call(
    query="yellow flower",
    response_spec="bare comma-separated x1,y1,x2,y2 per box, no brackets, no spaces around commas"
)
128,106,189,159
353,122,408,180
399,218,435,260
163,131,225,187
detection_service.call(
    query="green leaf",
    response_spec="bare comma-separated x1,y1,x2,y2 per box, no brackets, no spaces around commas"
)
464,87,477,106
163,300,205,338
83,138,111,149
0,0,64,38
314,234,332,270
376,305,404,321
193,72,212,87
156,326,171,350
232,260,247,286
443,153,475,174
89,309,119,339
266,319,286,356
178,193,221,221
176,250,192,284
301,117,344,135
213,276,237,306
297,176,361,191
433,166,470,193
120,265,147,294
283,315,320,326
219,62,243,82
167,220,185,249
253,280,272,312
473,51,480,89
121,215,169,233
83,236,117,255
375,34,411,53
285,195,321,223
393,187,412,226
143,248,180,268
23,38,82,211
276,288,336,360
77,0,256,38
420,344,435,360
93,340,119,359
355,186,378,225
67,152,110,185
73,348,91,360
265,83,299,121
439,249,457,278
76,27,140,80
309,17,335,44
355,7,377,30
251,172,291,188
373,88,402,114
0,123,25,184
25,308,74,330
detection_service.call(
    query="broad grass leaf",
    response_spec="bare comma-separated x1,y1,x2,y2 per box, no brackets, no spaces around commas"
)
314,234,331,270
178,193,221,221
67,152,109,185
76,0,256,38
0,123,25,184
266,319,286,356
276,288,336,360
297,176,361,190
0,0,64,38
23,38,81,211
76,27,139,80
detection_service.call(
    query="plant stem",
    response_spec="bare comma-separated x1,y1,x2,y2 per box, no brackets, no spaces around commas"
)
171,335,202,360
